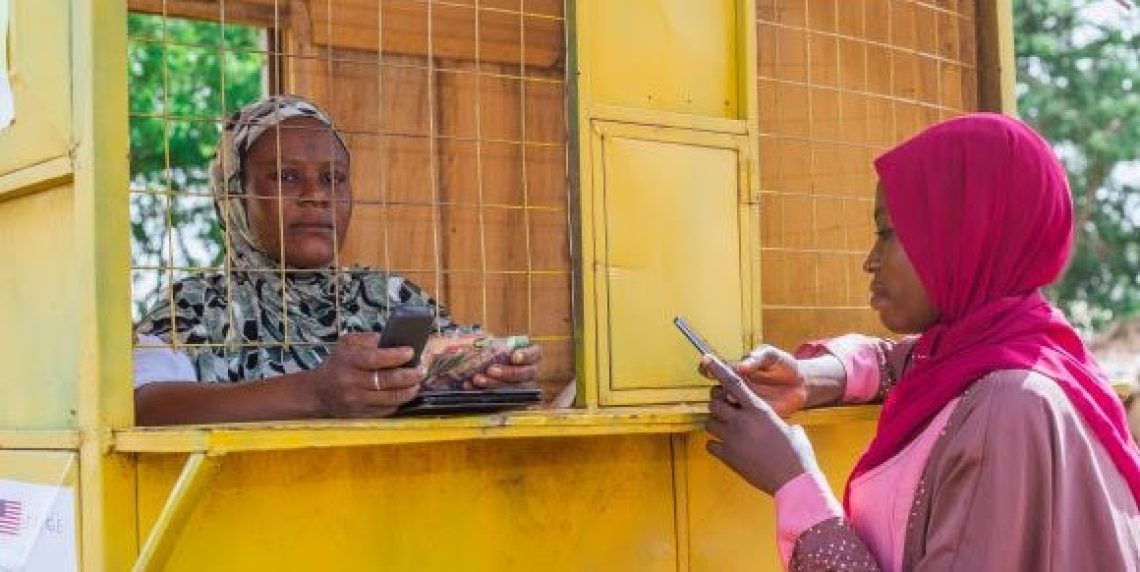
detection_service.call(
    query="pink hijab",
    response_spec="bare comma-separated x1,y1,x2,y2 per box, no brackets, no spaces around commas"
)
847,113,1140,505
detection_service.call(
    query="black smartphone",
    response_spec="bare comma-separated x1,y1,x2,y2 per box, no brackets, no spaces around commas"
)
378,305,436,367
673,316,763,406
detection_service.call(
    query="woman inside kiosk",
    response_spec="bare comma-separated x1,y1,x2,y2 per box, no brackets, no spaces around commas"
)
132,95,543,425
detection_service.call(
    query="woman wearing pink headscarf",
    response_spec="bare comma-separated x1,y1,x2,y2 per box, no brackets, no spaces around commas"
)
702,114,1140,570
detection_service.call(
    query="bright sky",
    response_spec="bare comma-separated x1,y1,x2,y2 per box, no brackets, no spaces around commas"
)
1082,0,1138,30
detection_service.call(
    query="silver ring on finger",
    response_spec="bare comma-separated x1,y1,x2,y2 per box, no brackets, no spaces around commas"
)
372,370,380,391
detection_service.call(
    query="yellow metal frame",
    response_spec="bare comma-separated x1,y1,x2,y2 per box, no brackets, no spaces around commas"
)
739,0,763,352
112,406,882,455
73,0,137,570
132,453,222,572
0,1,1023,569
669,433,692,571
0,430,81,450
0,156,73,198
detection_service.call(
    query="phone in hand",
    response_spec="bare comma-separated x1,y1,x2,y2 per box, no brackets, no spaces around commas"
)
673,316,763,407
378,305,436,367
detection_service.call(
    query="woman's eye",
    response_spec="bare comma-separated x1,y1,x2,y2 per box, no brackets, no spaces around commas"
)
321,172,349,191
275,170,300,183
875,228,894,240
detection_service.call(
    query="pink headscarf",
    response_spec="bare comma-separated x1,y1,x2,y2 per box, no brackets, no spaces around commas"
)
847,113,1140,505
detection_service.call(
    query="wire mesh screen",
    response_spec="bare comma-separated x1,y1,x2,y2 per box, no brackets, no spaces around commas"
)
127,0,573,401
755,0,980,349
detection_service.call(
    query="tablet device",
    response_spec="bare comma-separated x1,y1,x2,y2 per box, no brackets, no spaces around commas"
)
394,388,542,417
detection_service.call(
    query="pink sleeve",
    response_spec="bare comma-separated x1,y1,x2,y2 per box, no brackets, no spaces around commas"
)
795,334,884,403
795,334,918,404
774,471,845,565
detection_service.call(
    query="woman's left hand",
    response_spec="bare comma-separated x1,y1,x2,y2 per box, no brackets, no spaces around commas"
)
469,344,544,389
705,380,817,496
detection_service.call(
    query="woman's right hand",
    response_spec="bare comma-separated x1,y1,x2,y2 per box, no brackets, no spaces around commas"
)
705,383,814,495
306,332,424,418
700,345,808,418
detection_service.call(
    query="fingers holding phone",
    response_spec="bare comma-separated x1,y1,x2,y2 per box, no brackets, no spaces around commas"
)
676,316,816,495
307,318,430,418
378,306,436,366
704,373,813,495
696,342,808,418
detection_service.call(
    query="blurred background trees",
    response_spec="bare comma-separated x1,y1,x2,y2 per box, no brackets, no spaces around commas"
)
127,13,264,317
1015,0,1140,333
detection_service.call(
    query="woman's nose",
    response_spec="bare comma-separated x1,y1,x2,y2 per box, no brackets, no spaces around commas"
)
863,247,880,274
297,176,329,203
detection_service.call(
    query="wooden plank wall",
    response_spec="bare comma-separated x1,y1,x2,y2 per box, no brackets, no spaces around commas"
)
297,0,573,398
755,0,981,349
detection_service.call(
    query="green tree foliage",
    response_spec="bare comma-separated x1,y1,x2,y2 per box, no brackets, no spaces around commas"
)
128,13,264,317
1015,0,1140,332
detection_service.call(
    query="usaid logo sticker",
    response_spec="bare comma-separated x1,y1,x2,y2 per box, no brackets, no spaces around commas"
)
0,480,77,572
0,499,23,538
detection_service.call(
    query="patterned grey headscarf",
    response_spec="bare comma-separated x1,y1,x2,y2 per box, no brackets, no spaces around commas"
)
135,95,458,382
211,94,348,271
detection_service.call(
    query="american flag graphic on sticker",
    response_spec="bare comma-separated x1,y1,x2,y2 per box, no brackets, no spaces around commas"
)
0,499,23,536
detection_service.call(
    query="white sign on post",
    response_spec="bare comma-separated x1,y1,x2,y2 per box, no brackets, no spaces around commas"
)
0,479,78,572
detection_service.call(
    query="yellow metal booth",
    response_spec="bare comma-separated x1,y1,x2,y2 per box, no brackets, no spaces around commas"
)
0,0,1013,569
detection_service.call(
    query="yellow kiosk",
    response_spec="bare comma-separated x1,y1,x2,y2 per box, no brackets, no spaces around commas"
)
0,1,1014,569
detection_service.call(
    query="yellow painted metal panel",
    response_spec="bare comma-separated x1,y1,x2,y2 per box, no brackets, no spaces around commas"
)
0,0,73,185
137,436,680,571
683,422,876,571
133,453,221,572
0,185,79,429
0,450,78,487
580,0,741,119
603,137,743,387
588,122,751,404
